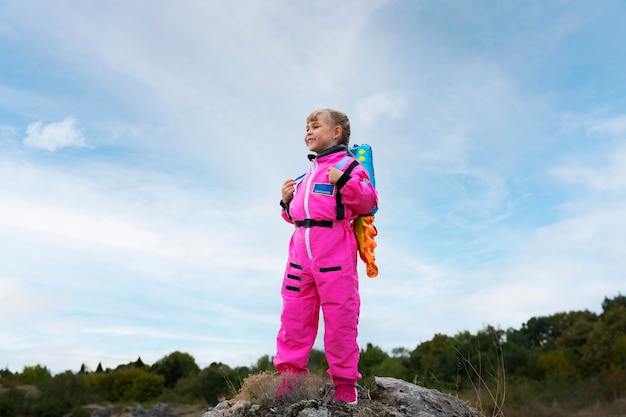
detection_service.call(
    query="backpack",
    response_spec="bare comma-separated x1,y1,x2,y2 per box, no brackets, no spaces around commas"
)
291,144,380,278
345,144,378,278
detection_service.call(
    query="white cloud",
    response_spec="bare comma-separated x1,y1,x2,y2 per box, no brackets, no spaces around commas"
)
2,0,626,374
532,205,626,256
0,276,58,316
355,92,406,127
1,124,17,141
551,144,626,191
0,198,161,252
481,216,625,319
23,117,86,152
443,169,512,229
81,326,257,344
586,115,626,136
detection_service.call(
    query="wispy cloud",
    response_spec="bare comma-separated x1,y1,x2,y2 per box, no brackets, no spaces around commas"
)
0,199,160,250
2,0,626,374
355,92,406,127
23,117,86,152
551,114,626,192
587,115,626,136
551,146,626,192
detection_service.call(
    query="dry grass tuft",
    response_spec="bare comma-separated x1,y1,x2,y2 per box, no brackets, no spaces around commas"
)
457,332,506,417
234,371,333,405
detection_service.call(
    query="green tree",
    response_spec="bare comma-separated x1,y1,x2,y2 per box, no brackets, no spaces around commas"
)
601,293,626,313
502,328,535,378
391,347,410,358
32,371,91,417
367,356,410,384
535,350,577,380
176,362,233,405
505,312,595,379
581,305,626,375
151,351,200,388
611,334,626,370
0,388,28,417
0,368,14,379
32,397,67,417
127,370,165,402
556,310,597,376
515,313,579,350
408,333,452,387
359,344,389,386
115,356,148,371
17,365,52,386
0,393,17,417
89,367,164,402
250,354,273,373
45,371,91,404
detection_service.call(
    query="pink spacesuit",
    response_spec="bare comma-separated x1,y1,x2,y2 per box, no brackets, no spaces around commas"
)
274,144,378,386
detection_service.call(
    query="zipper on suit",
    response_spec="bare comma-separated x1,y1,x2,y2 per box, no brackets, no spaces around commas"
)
303,160,316,260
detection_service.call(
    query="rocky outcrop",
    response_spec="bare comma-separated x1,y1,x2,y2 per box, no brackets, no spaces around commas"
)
371,377,477,417
200,376,483,417
92,404,182,417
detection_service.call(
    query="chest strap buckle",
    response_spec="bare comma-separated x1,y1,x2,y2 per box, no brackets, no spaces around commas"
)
295,219,333,228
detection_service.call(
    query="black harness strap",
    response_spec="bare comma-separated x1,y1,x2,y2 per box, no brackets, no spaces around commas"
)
335,159,360,220
290,149,360,227
295,219,333,228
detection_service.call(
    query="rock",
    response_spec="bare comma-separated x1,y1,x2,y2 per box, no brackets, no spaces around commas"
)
91,405,113,417
101,404,180,417
150,404,180,417
371,377,475,417
199,377,482,417
228,401,251,415
286,399,327,417
200,400,230,417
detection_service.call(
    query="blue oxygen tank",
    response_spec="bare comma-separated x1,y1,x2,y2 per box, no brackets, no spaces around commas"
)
351,144,377,214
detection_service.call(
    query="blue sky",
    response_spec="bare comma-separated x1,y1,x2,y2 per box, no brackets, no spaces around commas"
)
1,0,625,374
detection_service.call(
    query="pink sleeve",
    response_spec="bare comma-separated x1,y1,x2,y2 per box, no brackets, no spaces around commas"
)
280,201,295,224
339,166,378,215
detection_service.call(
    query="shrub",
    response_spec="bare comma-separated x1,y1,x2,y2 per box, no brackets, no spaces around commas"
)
235,371,331,406
0,394,17,417
88,368,164,402
17,365,51,386
32,397,68,417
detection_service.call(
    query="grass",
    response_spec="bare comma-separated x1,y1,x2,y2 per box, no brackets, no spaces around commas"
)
234,371,333,405
456,335,506,417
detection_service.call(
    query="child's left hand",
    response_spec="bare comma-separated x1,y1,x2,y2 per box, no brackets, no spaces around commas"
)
327,167,343,184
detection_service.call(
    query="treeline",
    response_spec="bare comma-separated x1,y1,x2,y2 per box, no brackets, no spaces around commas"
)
1,294,625,417
386,293,626,415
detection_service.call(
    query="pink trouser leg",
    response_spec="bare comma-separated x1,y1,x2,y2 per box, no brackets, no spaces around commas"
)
275,225,361,381
318,263,361,381
274,257,319,374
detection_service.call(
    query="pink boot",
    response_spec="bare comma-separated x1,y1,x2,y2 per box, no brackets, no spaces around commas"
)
333,378,357,405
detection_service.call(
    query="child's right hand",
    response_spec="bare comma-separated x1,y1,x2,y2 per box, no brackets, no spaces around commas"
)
281,179,296,204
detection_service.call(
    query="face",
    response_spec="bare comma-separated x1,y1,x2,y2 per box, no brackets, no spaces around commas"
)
304,112,341,153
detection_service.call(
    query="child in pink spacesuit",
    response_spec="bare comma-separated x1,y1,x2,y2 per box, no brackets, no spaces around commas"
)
274,108,378,405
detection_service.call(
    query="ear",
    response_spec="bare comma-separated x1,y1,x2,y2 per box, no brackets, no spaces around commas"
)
333,125,342,140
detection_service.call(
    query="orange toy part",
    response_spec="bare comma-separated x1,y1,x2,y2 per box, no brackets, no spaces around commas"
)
353,215,378,278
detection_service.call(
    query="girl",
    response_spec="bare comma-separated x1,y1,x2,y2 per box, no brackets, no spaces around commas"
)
274,108,378,404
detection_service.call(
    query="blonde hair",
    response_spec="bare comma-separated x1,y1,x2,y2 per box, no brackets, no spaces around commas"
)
306,108,350,147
